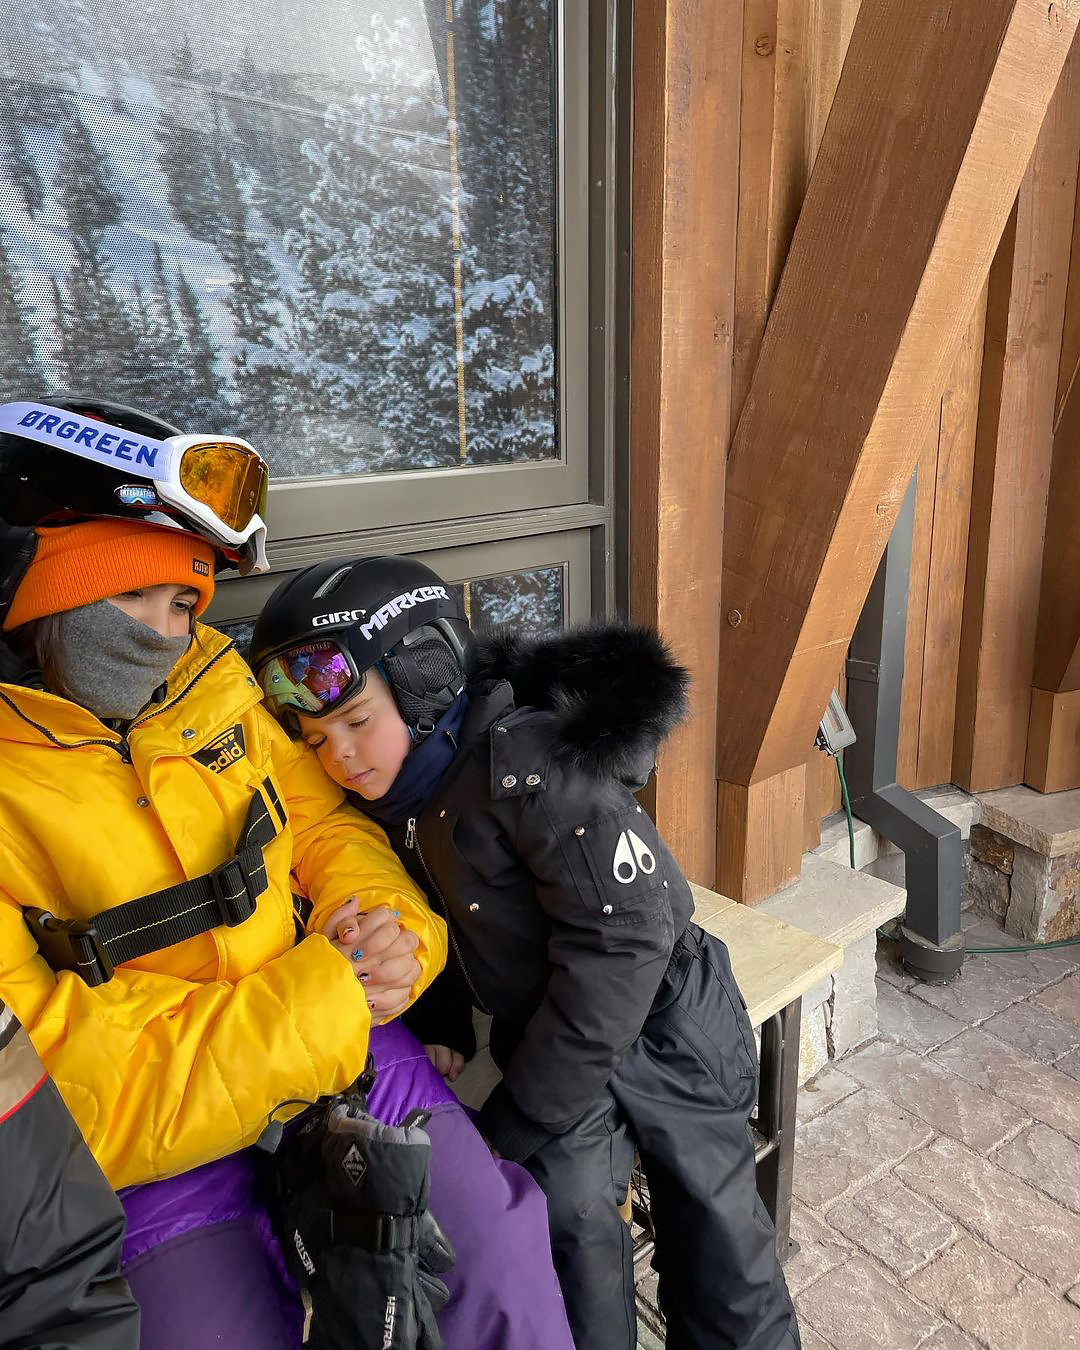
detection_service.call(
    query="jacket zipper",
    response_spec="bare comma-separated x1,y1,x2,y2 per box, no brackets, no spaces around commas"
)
127,641,237,734
406,816,491,1016
1,641,238,761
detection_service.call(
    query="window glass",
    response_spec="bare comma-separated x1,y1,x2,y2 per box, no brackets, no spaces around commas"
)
217,560,563,661
0,1,557,476
457,565,563,635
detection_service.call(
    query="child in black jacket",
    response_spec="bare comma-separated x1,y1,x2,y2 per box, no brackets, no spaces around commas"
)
251,555,801,1350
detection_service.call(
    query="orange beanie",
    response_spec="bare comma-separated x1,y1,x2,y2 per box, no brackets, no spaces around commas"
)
4,520,216,630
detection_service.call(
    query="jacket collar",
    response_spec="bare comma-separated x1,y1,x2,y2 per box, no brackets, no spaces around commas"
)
470,624,689,785
458,679,517,747
0,623,258,750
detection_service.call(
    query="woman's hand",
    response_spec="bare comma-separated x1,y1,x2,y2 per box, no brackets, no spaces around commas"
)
425,1044,465,1081
320,898,422,1023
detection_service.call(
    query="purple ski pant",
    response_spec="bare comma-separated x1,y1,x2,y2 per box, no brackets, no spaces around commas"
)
119,1021,571,1350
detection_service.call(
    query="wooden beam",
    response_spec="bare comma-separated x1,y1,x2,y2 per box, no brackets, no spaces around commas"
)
732,0,809,430
1026,688,1080,792
717,766,806,906
1032,378,1080,695
896,412,942,788
629,0,742,885
954,46,1080,791
1031,102,1080,702
805,0,862,170
716,0,1079,794
917,294,986,787
800,0,862,848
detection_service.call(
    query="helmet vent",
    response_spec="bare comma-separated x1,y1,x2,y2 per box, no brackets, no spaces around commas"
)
312,565,354,599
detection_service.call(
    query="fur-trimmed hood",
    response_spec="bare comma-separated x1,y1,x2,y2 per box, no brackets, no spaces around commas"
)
471,623,690,784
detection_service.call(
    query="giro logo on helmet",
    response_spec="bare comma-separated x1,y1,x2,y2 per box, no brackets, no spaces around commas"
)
311,607,368,628
310,586,449,637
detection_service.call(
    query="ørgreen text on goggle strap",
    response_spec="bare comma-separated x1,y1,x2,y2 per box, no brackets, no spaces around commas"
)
0,402,267,541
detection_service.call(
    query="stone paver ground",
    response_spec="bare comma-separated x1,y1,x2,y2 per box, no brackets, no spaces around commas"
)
636,910,1080,1348
789,911,1080,1349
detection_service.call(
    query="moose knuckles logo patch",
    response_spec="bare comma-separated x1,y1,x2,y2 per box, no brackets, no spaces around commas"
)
193,725,247,774
612,829,656,884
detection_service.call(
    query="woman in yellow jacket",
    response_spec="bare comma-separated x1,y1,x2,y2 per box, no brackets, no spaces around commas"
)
0,397,569,1350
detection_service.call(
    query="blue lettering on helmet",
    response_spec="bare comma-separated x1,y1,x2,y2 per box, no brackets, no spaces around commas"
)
0,400,170,481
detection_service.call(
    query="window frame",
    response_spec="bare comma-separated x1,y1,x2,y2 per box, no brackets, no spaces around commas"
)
210,527,594,632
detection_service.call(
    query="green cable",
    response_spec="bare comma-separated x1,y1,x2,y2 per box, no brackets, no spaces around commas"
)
836,752,856,870
964,936,1080,954
833,755,1080,956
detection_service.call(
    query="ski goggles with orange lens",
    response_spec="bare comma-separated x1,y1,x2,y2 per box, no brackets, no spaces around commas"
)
172,436,268,535
0,402,270,573
258,640,368,717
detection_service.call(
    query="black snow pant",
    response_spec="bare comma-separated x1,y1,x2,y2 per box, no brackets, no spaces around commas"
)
523,924,801,1350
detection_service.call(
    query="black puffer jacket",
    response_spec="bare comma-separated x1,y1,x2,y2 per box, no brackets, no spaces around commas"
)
391,625,695,1163
0,1001,140,1349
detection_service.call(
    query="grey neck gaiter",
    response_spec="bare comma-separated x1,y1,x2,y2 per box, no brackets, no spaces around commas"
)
51,600,190,721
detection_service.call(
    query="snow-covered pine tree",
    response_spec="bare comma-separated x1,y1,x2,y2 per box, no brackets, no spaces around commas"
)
158,36,222,247
450,0,556,463
170,34,197,83
211,125,295,461
224,49,312,237
0,89,45,217
143,241,190,421
118,277,162,409
285,6,555,471
54,107,136,390
0,228,41,397
47,277,75,391
174,267,222,427
283,16,463,472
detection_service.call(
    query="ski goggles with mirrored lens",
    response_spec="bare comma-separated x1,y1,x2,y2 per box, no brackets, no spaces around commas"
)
259,640,368,717
0,402,270,573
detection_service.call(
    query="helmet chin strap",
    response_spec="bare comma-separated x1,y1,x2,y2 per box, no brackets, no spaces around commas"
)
409,715,437,744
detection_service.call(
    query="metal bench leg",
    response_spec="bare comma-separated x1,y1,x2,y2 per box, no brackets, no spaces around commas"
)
754,998,802,1263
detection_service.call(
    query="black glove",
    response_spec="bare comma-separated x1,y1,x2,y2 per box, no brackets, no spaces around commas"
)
267,1074,455,1350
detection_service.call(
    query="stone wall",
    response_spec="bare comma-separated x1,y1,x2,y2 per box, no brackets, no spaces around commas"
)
966,821,1080,942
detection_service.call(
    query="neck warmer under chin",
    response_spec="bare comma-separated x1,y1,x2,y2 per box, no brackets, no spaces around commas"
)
51,600,190,721
358,693,469,827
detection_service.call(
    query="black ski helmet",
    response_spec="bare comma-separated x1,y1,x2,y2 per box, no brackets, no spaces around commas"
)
0,393,269,627
250,555,474,738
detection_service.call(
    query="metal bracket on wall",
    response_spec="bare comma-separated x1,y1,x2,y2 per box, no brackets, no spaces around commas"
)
844,474,965,984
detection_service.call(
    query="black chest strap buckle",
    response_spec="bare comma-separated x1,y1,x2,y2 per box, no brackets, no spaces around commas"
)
25,780,283,987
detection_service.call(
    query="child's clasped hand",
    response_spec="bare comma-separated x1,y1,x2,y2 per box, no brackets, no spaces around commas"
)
320,897,421,1023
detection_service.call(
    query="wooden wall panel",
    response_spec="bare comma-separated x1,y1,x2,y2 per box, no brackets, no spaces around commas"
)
799,0,862,844
718,0,1079,801
805,0,863,169
919,294,987,786
732,0,809,431
628,0,742,886
896,413,943,788
954,48,1080,792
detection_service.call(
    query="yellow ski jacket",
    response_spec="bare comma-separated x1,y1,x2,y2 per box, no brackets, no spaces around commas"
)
0,624,445,1189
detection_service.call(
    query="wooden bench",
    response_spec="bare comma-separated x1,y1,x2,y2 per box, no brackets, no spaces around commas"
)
452,883,842,1331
